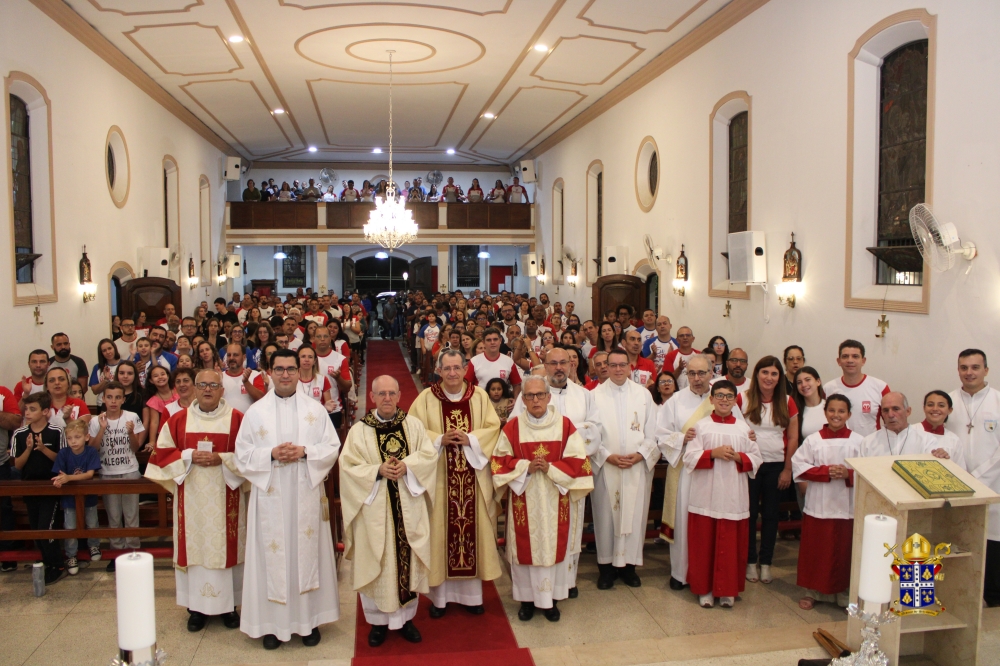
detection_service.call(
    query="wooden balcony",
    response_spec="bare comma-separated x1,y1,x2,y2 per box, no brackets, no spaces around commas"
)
229,201,318,229
446,203,531,229
227,201,532,231
325,202,439,230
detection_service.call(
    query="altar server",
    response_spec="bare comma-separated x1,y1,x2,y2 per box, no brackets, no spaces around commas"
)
341,375,438,647
791,394,862,610
919,390,967,470
683,381,761,609
235,350,341,650
492,375,593,622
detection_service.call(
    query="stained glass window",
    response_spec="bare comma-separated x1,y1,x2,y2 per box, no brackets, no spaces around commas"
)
596,171,603,276
728,111,748,234
875,39,927,286
10,94,33,284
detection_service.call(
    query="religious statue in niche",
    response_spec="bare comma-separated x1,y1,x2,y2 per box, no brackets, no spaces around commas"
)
782,233,801,282
675,245,688,282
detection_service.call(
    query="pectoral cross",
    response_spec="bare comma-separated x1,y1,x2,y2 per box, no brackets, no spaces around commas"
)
967,422,974,434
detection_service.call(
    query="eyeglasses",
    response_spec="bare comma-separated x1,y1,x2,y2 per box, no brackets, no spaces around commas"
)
713,393,736,400
607,362,629,369
728,358,749,365
195,382,222,390
374,391,399,398
272,367,299,375
544,360,570,367
523,392,548,401
686,370,709,378
658,379,674,385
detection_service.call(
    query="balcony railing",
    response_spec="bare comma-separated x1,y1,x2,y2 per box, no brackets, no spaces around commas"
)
228,201,532,231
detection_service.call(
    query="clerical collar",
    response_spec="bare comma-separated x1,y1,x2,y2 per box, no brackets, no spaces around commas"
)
610,380,628,392
192,399,228,418
275,391,296,401
443,388,464,401
921,420,945,435
550,382,567,393
374,411,393,423
710,412,736,424
525,404,555,425
819,425,852,439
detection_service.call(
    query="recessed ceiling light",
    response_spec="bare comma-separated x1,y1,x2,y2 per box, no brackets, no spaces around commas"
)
273,108,284,114
308,146,318,153
534,44,548,52
483,112,495,119
446,148,455,155
228,35,244,43
372,147,382,154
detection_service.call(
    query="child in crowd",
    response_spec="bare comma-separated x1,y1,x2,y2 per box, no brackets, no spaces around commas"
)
485,377,513,426
12,392,66,583
67,383,92,415
791,394,862,609
88,382,145,572
52,419,102,574
683,381,762,608
920,390,967,470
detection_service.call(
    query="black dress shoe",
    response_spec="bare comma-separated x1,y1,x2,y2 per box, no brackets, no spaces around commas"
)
669,577,685,591
597,563,617,590
463,604,485,615
517,601,535,621
544,604,560,622
262,634,281,650
187,611,207,632
429,604,447,619
620,565,641,588
222,611,240,629
400,620,422,643
567,587,579,599
302,627,321,647
368,625,388,647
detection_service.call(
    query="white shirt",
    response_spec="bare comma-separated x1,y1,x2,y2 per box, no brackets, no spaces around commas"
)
741,396,798,464
799,400,827,440
316,350,350,413
645,338,677,370
638,327,657,348
792,427,863,520
822,375,889,437
89,410,145,475
710,375,749,401
297,375,331,403
467,353,522,387
222,370,259,414
684,416,760,520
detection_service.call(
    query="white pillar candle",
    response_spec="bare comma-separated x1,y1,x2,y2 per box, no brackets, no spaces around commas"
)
858,513,898,604
115,553,157,651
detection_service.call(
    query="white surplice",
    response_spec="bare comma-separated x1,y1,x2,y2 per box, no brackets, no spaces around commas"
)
948,386,1000,539
235,391,341,641
510,381,600,588
859,424,926,458
591,380,658,566
655,386,711,584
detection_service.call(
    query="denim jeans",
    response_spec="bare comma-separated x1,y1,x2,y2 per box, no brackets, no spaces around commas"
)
63,506,100,558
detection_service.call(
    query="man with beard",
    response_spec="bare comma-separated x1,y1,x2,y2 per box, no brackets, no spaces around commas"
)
49,333,88,393
509,347,600,598
15,349,50,404
222,345,266,414
145,369,248,632
147,327,179,371
532,305,551,337
711,348,750,400
498,303,519,343
623,330,656,388
642,316,677,369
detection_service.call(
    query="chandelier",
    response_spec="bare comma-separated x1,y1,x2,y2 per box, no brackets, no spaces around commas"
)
364,50,417,251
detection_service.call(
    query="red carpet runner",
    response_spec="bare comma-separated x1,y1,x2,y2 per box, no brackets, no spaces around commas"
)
351,581,534,666
364,340,421,412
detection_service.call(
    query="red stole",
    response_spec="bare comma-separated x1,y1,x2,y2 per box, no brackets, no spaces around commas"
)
430,382,479,578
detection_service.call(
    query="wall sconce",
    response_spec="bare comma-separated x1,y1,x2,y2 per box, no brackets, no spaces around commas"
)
187,257,198,289
215,260,227,285
566,261,579,286
537,256,547,283
79,246,96,303
777,232,802,307
672,244,688,296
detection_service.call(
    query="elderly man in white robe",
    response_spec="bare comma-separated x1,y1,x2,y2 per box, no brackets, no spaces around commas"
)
591,349,659,589
341,375,438,647
656,354,715,591
145,369,247,632
510,347,600,598
492,375,593,622
235,349,341,651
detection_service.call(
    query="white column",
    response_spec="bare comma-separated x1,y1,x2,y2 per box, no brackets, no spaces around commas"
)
316,244,328,293
437,244,450,293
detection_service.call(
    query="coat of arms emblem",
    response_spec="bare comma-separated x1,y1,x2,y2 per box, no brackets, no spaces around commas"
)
886,533,950,616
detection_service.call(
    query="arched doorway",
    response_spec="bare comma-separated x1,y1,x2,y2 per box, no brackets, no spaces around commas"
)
355,255,410,295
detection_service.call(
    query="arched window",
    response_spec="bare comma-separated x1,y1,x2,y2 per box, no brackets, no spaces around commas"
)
709,92,751,298
10,95,33,283
586,160,603,283
728,111,748,233
552,178,564,282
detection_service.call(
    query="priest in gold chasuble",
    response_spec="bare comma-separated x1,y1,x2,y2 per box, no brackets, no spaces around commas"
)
409,349,502,617
492,375,593,622
341,376,438,647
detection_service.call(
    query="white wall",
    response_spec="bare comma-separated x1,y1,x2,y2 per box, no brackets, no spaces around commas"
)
533,0,1000,403
0,2,229,384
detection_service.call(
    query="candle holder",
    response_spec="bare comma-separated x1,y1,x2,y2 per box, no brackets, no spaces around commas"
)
831,604,896,666
110,645,166,666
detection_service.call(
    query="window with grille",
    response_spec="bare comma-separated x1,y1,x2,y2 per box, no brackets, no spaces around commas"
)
456,245,480,288
728,111,748,234
10,94,34,284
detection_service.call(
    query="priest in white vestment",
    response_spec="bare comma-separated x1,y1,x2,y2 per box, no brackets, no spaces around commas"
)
235,349,341,650
510,347,600,598
946,350,1000,607
341,375,438,647
591,350,659,589
655,355,714,590
492,375,593,622
408,350,503,616
859,392,966,467
145,370,247,632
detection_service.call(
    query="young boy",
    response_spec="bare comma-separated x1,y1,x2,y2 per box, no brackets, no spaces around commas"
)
791,394,863,609
683,380,762,608
53,419,102,574
12,392,66,584
88,381,145,572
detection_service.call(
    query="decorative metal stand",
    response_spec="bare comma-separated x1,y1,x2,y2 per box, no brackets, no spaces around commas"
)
109,645,166,666
832,604,896,666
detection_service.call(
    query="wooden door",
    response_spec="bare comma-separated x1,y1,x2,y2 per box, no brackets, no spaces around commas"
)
250,279,277,296
410,256,432,296
120,277,181,322
342,256,356,294
591,274,645,322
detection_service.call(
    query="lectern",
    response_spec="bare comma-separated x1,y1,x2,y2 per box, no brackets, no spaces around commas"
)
847,453,1000,665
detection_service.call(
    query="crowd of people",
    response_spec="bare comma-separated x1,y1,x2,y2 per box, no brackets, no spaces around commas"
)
1,285,997,651
241,175,531,204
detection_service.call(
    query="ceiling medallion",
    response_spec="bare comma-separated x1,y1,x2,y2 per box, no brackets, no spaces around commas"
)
364,50,417,252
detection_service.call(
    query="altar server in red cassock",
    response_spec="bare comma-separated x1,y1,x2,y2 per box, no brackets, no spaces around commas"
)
491,375,593,622
145,369,248,631
791,394,862,610
683,381,761,609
